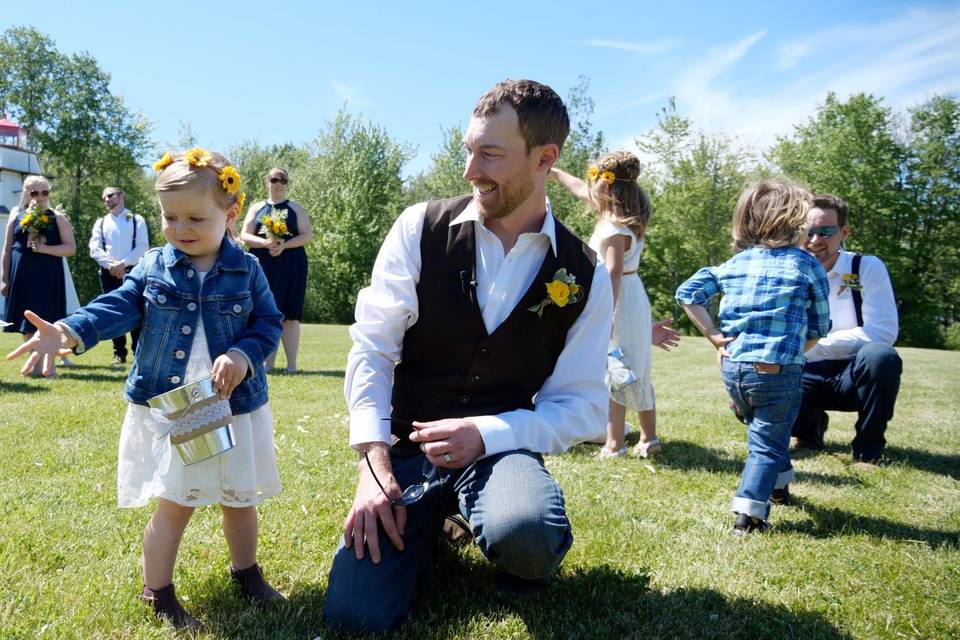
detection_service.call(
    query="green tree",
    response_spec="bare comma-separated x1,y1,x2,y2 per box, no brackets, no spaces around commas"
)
406,125,468,203
547,75,606,239
637,100,751,327
770,92,955,347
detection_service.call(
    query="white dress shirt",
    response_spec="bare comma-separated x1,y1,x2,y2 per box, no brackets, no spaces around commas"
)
805,248,898,363
89,209,149,269
345,198,613,457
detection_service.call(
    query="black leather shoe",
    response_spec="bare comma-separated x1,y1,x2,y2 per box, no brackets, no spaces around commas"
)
139,584,201,630
769,485,791,506
231,563,286,607
732,513,770,535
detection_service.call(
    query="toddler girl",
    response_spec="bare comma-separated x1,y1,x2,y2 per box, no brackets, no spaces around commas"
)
8,149,284,628
552,151,678,459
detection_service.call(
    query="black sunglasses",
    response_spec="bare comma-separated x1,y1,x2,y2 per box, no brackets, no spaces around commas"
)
30,190,50,197
269,177,288,184
807,225,842,238
103,193,121,200
365,417,441,506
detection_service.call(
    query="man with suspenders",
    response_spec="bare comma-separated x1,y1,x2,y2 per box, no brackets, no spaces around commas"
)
793,194,902,464
89,187,149,363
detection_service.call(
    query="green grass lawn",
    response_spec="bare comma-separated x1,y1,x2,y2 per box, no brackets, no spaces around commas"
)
1,326,958,639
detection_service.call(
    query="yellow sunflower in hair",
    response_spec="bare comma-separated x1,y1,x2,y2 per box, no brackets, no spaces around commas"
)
600,170,616,185
235,192,246,213
153,152,174,172
184,147,212,167
219,165,241,194
586,166,599,181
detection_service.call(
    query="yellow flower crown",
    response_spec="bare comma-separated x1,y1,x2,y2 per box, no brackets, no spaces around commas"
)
586,165,632,186
153,148,244,199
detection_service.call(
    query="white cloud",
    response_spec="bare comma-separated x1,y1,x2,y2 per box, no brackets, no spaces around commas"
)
329,81,371,108
582,38,681,57
619,6,960,155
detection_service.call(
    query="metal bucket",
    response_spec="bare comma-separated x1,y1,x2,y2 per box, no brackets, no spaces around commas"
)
147,376,235,466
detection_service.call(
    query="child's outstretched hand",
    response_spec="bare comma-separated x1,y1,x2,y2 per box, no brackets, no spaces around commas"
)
211,351,248,400
651,318,681,351
5,310,77,376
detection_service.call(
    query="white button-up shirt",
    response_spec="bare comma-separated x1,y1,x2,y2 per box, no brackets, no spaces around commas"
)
805,248,898,363
345,198,613,457
89,209,149,268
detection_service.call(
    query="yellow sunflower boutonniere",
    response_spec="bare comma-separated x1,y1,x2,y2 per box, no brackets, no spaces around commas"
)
153,152,174,172
838,273,862,295
184,147,212,168
528,268,583,317
219,165,241,194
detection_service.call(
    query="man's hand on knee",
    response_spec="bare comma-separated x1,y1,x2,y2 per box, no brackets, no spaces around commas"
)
409,418,486,469
343,445,406,563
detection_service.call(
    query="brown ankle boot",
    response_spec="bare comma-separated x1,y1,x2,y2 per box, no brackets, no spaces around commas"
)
139,584,201,630
231,563,285,607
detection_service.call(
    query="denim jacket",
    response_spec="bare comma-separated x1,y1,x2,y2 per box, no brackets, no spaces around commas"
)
61,235,283,414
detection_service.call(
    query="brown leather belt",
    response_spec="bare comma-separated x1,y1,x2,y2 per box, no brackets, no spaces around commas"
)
622,269,638,275
753,363,781,374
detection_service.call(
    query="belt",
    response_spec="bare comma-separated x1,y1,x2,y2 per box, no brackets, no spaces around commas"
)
622,269,638,276
753,363,781,374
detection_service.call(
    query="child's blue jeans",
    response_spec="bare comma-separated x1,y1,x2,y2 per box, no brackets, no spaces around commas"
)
721,359,803,521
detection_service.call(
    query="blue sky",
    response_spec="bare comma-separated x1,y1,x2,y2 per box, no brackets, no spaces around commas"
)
5,1,959,177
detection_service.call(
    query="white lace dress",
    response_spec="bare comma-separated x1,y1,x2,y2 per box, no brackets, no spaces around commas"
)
116,275,281,508
589,220,655,412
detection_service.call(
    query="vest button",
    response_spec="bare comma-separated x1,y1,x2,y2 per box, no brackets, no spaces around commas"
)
174,349,186,359
170,375,181,384
187,302,197,311
181,325,192,335
460,395,470,404
472,374,481,382
479,347,490,357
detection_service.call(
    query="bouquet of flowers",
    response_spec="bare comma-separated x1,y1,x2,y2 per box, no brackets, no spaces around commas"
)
18,200,53,244
258,206,289,243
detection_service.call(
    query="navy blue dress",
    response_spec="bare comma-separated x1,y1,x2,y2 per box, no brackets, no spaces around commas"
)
250,200,308,321
3,207,67,333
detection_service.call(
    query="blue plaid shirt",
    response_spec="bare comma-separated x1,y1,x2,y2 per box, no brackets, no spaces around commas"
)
676,246,832,365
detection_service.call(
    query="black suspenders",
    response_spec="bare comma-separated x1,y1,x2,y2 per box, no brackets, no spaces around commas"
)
99,213,138,252
851,253,863,327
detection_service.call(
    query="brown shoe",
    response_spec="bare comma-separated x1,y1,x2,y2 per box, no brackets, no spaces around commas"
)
139,584,201,630
231,563,285,607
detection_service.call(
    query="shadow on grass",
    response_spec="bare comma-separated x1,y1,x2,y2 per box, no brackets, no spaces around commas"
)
792,442,960,481
781,496,960,548
0,380,51,393
267,369,345,379
57,371,128,383
194,554,852,639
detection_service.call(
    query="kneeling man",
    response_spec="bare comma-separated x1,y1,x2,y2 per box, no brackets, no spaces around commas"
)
324,79,612,632
793,194,901,463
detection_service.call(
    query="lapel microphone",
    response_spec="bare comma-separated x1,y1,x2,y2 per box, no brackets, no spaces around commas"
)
459,269,477,303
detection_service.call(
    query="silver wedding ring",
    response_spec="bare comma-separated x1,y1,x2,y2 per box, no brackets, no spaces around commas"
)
443,453,453,464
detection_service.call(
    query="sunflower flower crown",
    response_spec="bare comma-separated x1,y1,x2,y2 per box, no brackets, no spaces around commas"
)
586,164,635,186
153,148,245,211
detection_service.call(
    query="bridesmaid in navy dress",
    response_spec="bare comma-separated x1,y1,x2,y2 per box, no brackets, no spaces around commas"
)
1,175,77,377
240,168,313,372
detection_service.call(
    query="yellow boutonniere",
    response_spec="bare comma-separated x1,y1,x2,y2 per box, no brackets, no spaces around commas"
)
600,170,616,185
838,273,862,295
587,166,599,181
219,165,241,194
184,147,212,167
529,268,584,317
153,152,174,172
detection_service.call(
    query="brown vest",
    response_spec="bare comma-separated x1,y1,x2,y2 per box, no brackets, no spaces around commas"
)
390,195,597,450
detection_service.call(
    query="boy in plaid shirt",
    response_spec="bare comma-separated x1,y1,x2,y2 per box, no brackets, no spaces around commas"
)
677,179,831,534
